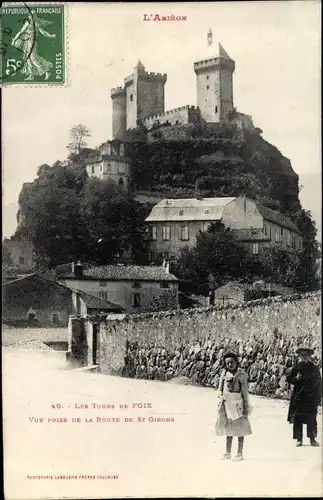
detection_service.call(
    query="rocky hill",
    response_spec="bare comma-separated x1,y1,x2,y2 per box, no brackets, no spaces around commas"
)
126,121,301,216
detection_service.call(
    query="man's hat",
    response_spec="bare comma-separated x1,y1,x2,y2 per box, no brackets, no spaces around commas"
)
296,347,314,355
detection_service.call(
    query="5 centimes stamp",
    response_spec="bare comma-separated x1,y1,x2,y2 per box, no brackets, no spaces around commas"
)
0,2,65,85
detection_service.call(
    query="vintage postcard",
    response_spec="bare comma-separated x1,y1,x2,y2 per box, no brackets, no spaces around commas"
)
2,1,322,499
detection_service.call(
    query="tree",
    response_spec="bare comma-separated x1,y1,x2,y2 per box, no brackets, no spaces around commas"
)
256,244,297,287
67,125,91,155
292,209,320,291
80,178,149,264
173,230,247,294
2,243,14,270
15,162,90,268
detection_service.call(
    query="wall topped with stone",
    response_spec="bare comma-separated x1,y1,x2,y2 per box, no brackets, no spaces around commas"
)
144,105,200,129
96,291,321,374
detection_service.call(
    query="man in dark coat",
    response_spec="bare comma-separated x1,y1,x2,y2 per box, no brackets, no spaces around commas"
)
287,347,322,447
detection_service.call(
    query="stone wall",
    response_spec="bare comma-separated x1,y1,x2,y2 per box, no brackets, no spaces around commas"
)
98,292,321,375
144,105,200,129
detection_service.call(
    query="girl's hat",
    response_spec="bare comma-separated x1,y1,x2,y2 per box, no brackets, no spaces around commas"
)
296,347,314,355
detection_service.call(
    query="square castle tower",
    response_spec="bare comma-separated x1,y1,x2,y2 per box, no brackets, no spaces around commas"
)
111,40,236,139
111,61,167,139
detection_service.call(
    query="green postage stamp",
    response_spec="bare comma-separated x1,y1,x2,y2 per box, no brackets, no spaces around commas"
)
0,2,65,85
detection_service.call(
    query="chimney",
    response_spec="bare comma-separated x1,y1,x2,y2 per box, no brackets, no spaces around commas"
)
73,261,83,277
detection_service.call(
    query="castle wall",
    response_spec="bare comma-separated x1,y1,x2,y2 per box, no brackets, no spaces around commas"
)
97,292,321,374
137,78,165,122
144,105,200,129
233,112,254,131
219,67,234,121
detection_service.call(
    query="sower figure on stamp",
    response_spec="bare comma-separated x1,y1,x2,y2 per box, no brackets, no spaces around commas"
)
287,347,322,447
11,13,56,81
215,352,252,461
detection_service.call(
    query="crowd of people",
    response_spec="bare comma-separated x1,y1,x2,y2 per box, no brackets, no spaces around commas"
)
122,330,321,399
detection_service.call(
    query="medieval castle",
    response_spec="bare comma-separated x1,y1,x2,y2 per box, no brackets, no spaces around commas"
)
86,30,254,190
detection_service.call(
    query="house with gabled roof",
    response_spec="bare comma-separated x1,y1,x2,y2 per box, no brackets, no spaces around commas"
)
57,262,179,313
145,194,303,261
2,273,124,327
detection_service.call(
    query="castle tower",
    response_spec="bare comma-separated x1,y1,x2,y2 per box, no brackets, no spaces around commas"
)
194,30,235,123
124,61,167,130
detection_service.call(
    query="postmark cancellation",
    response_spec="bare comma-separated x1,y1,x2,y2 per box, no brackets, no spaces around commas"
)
0,2,66,86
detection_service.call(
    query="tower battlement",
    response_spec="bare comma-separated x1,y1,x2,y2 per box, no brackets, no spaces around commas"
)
111,86,126,97
124,71,167,86
194,57,235,73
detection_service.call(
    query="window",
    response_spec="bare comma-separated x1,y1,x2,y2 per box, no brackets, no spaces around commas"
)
149,251,156,262
99,292,109,300
215,106,218,113
19,257,25,265
252,243,259,255
151,226,157,240
179,210,184,216
162,226,170,240
207,85,209,90
205,209,209,214
264,223,268,236
132,282,141,289
106,163,111,171
118,164,125,174
291,235,296,249
160,282,170,289
181,225,189,241
164,251,169,259
275,228,280,243
118,177,124,186
99,281,107,287
130,94,133,102
206,75,209,80
287,231,291,246
133,293,141,308
52,312,60,325
92,166,95,174
280,226,284,235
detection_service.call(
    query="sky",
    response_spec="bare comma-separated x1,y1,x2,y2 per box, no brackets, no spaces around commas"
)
2,1,321,237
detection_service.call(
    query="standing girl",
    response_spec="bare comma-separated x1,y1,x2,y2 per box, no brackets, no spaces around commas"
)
215,352,252,461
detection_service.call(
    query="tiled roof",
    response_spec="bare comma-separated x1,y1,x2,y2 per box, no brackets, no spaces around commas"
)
231,228,270,242
55,262,92,276
145,197,236,222
256,204,301,234
77,290,124,312
62,265,178,282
